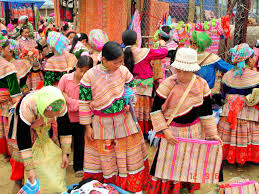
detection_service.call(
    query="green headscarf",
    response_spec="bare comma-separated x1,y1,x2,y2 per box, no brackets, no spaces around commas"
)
0,34,7,47
192,31,212,53
34,86,66,121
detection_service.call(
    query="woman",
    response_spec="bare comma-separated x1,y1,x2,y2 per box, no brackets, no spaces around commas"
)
122,30,168,136
191,31,233,90
79,41,149,193
69,33,90,59
44,31,77,86
88,29,109,66
9,86,71,193
0,51,21,159
146,48,221,194
218,43,259,167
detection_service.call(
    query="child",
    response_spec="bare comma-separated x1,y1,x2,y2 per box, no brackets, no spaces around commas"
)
69,33,90,59
17,26,37,52
79,41,149,193
122,30,168,136
58,55,93,177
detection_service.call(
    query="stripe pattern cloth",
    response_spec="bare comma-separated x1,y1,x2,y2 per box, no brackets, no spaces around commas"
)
154,137,222,184
92,111,139,140
218,179,259,194
83,131,148,178
157,75,211,119
79,65,133,125
11,59,32,79
218,117,259,164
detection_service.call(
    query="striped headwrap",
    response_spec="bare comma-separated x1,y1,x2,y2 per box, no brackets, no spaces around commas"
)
89,29,109,51
230,43,254,77
9,39,20,57
192,31,212,53
47,31,69,54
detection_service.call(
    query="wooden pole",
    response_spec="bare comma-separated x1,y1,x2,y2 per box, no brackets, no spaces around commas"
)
257,0,259,23
200,0,204,22
234,0,251,45
214,0,219,18
188,0,195,22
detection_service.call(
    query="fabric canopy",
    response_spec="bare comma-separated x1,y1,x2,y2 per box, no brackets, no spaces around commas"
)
0,0,46,8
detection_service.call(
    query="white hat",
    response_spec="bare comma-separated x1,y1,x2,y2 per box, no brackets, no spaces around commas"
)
171,48,200,72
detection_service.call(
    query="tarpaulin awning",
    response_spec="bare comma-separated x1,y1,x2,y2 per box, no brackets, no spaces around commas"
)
0,0,46,8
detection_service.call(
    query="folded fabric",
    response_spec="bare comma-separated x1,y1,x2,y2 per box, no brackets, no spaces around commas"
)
246,88,259,106
18,179,40,194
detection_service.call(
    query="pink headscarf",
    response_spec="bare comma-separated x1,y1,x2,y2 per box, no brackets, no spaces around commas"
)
7,24,14,32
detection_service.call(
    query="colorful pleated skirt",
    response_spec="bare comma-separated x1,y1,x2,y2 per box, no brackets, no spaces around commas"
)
83,112,149,192
218,117,259,165
145,121,202,194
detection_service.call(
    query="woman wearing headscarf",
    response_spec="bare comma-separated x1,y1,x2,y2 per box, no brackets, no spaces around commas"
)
9,86,70,193
44,31,77,86
88,29,109,66
191,31,233,90
218,43,259,167
0,38,21,160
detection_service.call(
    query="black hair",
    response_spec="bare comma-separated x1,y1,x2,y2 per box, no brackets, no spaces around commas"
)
40,20,44,25
102,41,123,61
70,33,88,53
160,26,171,42
66,31,76,38
2,40,10,49
122,30,137,74
77,55,93,69
62,23,69,32
20,26,30,34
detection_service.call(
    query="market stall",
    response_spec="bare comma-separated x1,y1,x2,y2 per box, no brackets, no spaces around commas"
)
0,0,45,28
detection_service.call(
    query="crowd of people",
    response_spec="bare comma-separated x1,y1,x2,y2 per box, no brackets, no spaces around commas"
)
0,14,258,194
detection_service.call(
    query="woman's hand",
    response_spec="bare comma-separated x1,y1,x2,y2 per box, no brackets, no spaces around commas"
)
124,105,130,112
159,40,166,47
86,125,94,142
27,169,37,184
207,135,223,146
61,154,69,169
31,117,55,128
163,128,178,145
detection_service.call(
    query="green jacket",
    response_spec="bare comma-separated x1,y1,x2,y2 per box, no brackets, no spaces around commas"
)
16,22,35,39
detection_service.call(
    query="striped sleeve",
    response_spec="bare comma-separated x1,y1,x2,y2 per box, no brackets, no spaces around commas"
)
150,110,168,133
79,73,92,125
60,135,72,154
20,148,35,171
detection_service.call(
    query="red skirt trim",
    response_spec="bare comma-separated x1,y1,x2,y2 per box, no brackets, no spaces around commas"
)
145,176,200,194
0,137,8,154
10,158,24,181
222,144,259,164
138,120,152,135
83,160,149,192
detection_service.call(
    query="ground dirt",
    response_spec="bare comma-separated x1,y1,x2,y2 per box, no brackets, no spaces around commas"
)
0,143,258,193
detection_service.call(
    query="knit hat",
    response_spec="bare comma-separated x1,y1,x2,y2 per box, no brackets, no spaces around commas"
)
0,34,7,47
47,31,69,54
89,29,109,51
192,31,212,53
230,43,254,77
171,48,200,72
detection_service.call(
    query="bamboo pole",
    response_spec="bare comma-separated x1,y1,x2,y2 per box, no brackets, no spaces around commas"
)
188,0,195,22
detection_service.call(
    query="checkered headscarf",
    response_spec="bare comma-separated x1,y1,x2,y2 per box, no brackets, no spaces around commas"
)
230,43,254,77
